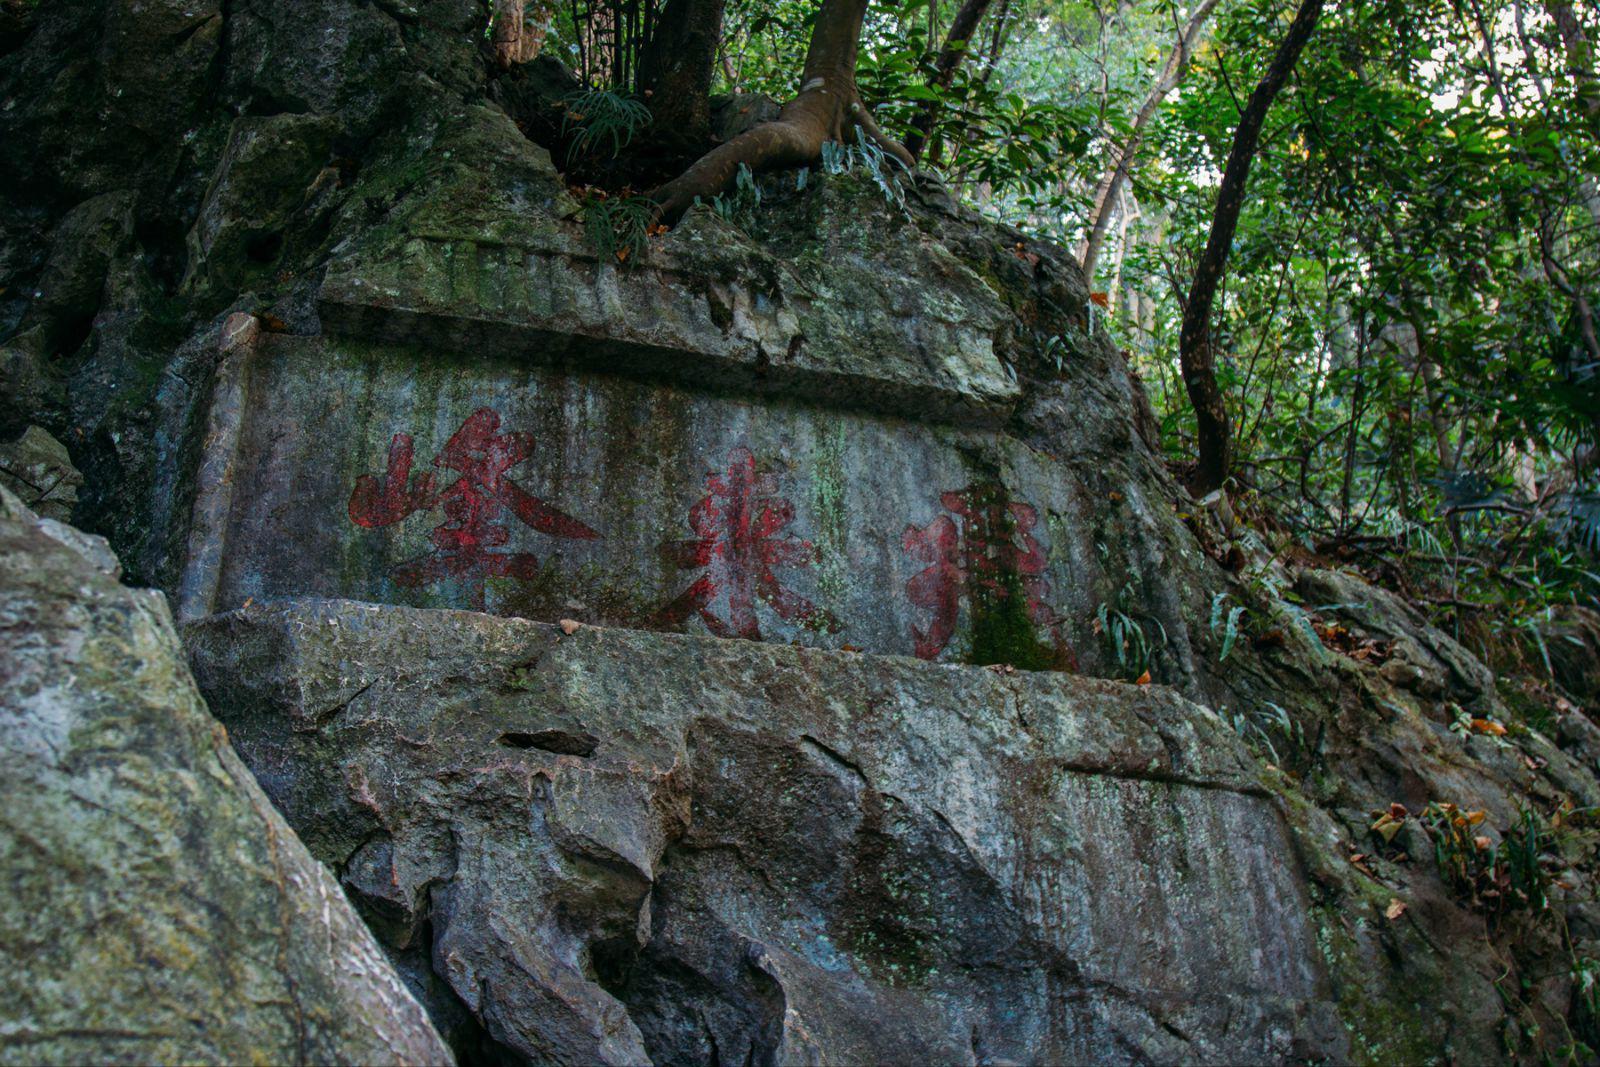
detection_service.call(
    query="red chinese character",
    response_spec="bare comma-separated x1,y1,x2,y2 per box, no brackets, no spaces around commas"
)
349,408,599,603
654,446,837,640
902,486,1052,659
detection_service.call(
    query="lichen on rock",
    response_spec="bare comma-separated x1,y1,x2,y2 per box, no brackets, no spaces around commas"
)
0,493,453,1067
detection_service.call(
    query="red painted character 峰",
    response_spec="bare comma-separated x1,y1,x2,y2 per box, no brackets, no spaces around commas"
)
902,486,1052,659
654,445,837,640
349,408,599,601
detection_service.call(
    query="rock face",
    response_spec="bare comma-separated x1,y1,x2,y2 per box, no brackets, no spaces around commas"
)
0,495,453,1066
177,326,1094,667
0,426,81,523
10,3,1600,1062
186,597,1343,1065
169,103,1097,675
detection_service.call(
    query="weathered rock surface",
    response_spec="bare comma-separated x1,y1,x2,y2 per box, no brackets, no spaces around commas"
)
9,2,1600,1061
1298,567,1499,709
0,482,119,578
318,118,1022,425
176,326,1111,669
162,101,1191,683
0,501,453,1065
0,426,84,524
186,596,1344,1065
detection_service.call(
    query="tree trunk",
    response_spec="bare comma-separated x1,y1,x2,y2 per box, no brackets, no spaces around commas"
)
903,0,996,163
1107,185,1140,310
1545,0,1600,139
637,0,727,138
980,0,1012,85
493,0,556,69
1079,0,1220,279
1179,0,1325,496
649,0,910,222
1469,0,1600,369
1513,0,1600,230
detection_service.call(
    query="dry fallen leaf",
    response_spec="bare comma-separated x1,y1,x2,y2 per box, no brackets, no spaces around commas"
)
1473,835,1492,851
559,618,581,635
1469,717,1507,736
1371,809,1407,842
1385,899,1407,920
1135,670,1152,686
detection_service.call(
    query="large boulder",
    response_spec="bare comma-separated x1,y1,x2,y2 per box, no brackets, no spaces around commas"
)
185,596,1346,1065
0,491,453,1066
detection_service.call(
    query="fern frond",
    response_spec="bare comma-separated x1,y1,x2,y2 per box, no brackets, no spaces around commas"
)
563,89,652,163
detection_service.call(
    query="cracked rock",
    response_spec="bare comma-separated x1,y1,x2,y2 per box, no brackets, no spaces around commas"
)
186,596,1347,1065
0,504,453,1066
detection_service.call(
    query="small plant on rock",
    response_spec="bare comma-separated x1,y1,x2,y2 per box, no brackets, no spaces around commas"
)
1209,591,1248,662
706,163,763,232
561,88,652,164
1421,802,1554,921
1231,700,1323,773
577,190,658,264
1094,582,1165,682
818,126,912,212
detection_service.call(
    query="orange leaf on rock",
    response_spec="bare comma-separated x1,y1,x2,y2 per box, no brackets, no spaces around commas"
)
1371,809,1406,842
1135,670,1151,685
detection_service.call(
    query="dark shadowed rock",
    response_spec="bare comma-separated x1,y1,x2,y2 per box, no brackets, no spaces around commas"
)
186,596,1347,1065
1541,605,1600,709
0,499,453,1066
184,114,342,293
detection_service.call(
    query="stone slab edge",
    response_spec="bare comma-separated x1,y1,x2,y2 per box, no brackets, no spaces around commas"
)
318,246,1019,428
187,596,1268,799
177,313,257,622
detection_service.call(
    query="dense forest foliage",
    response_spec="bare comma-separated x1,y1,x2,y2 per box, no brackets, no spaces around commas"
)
500,0,1599,698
